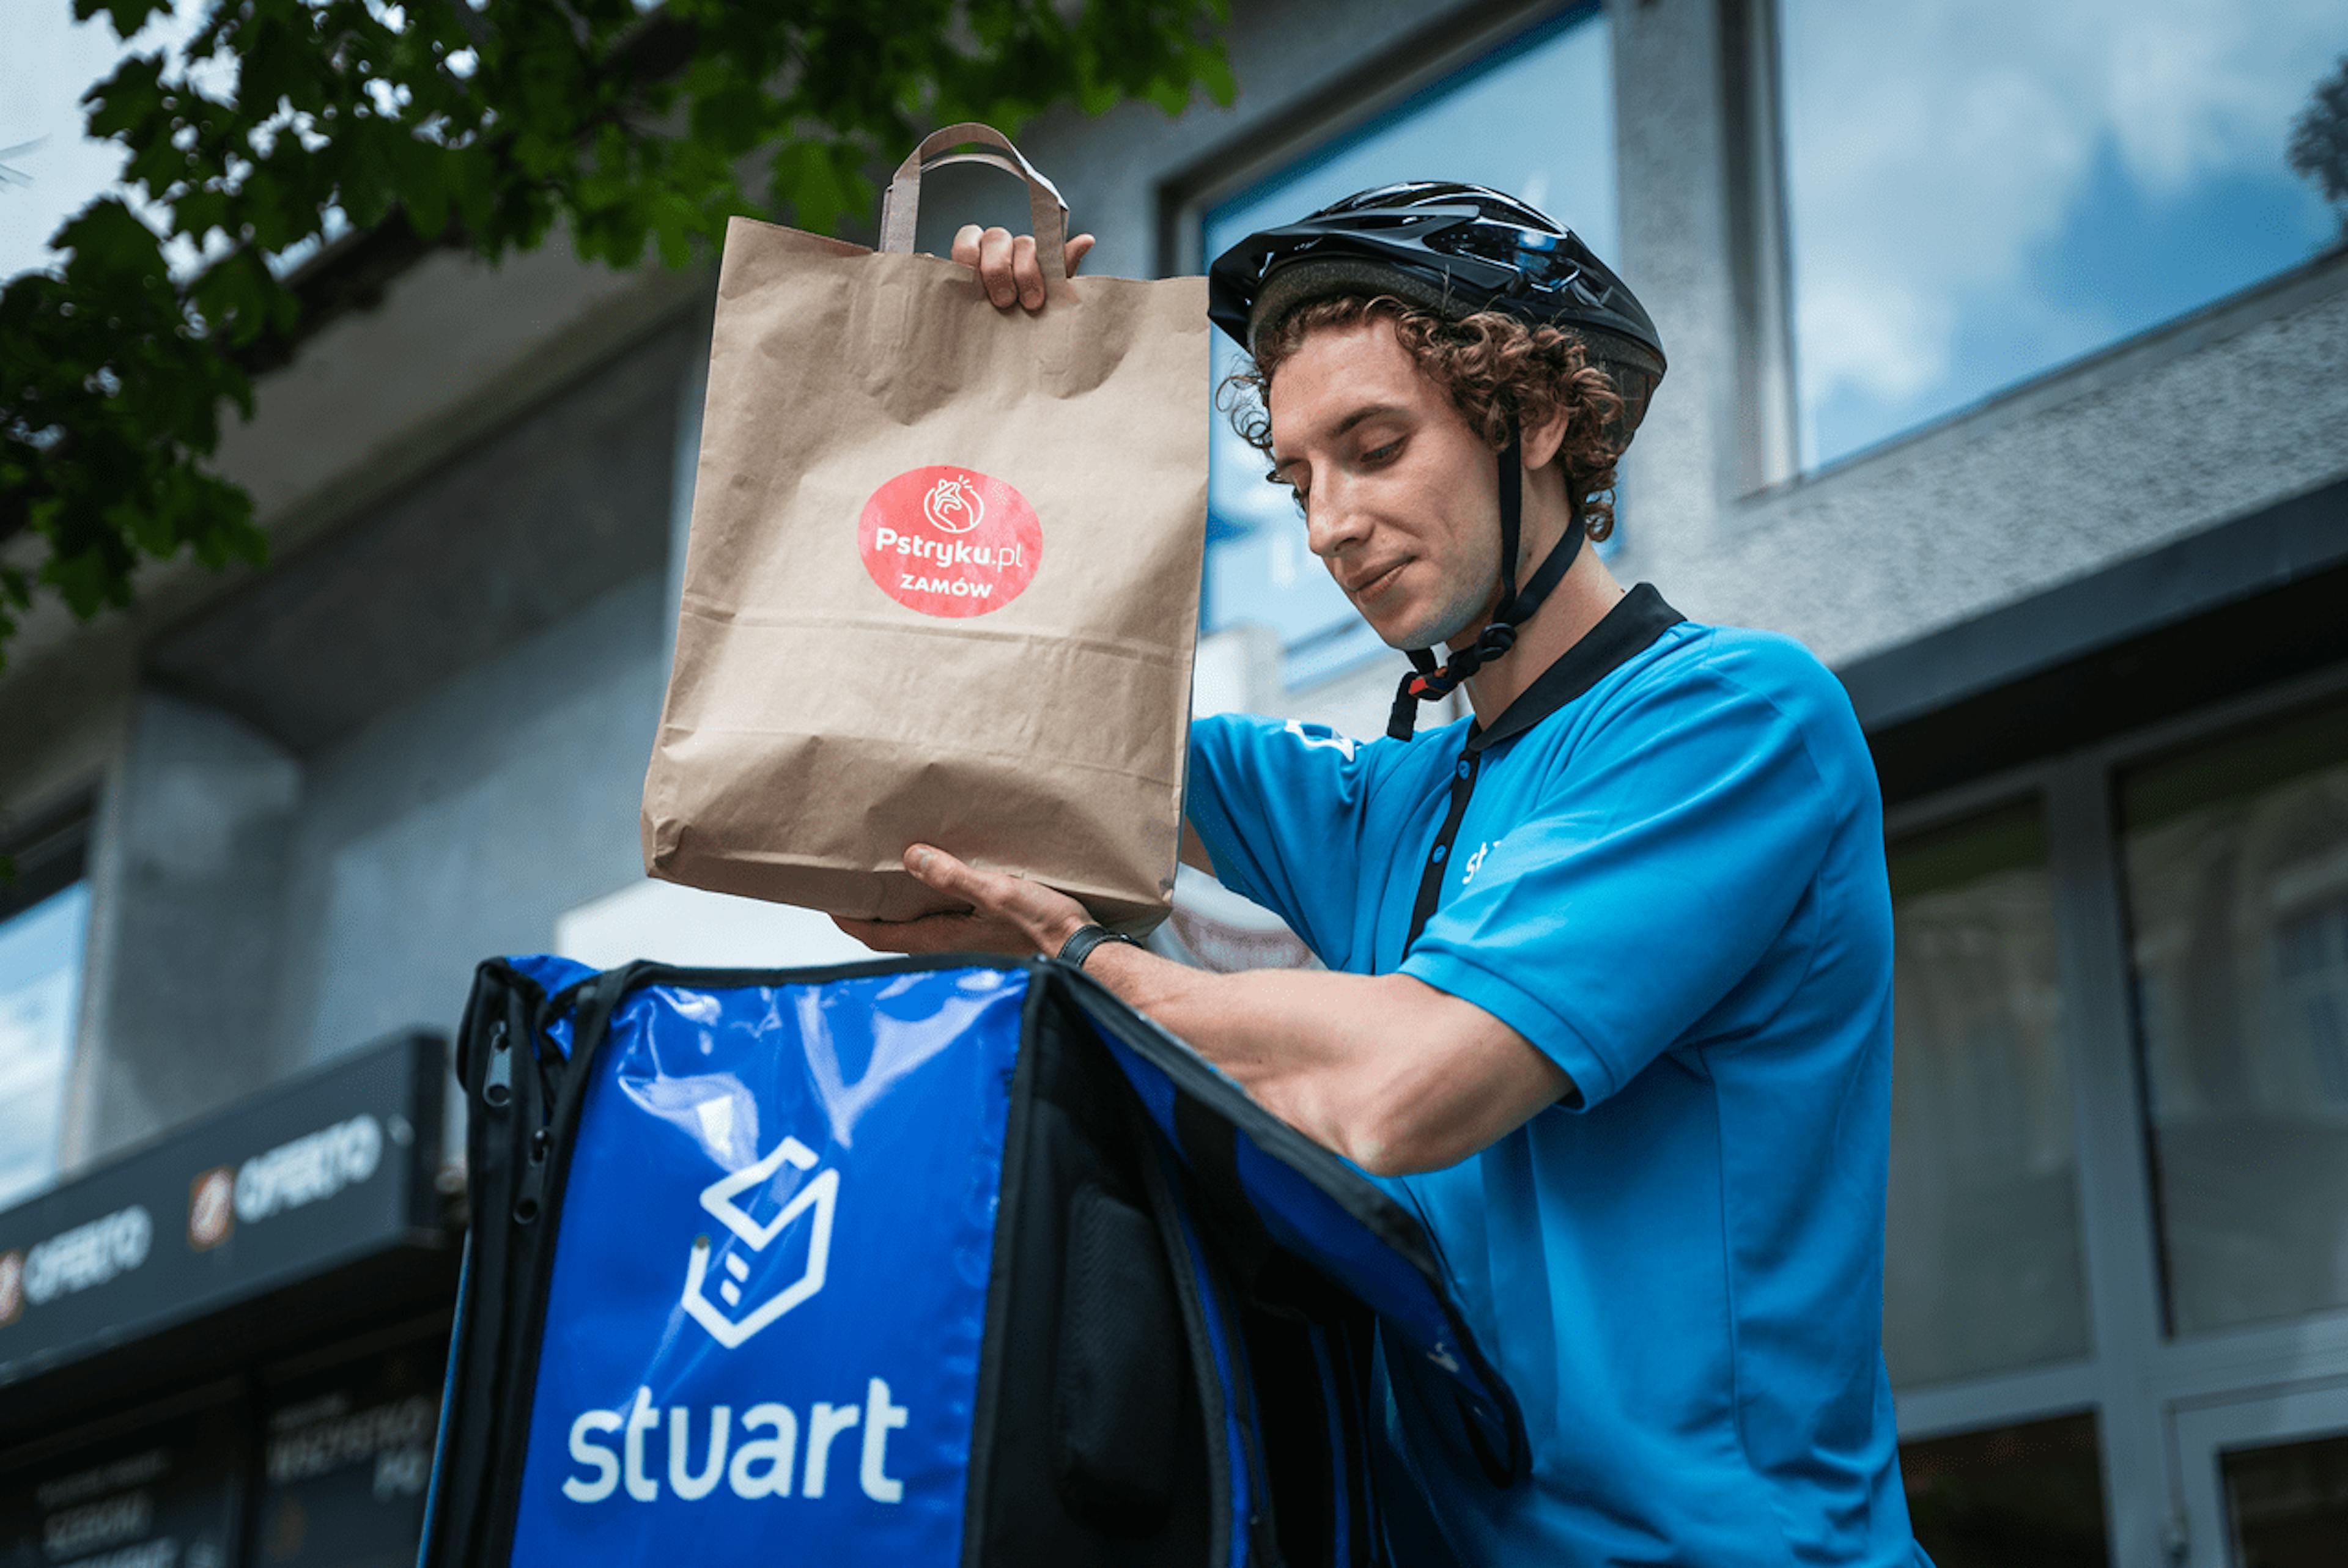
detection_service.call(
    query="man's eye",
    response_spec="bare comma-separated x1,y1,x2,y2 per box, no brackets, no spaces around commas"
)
1361,439,1402,465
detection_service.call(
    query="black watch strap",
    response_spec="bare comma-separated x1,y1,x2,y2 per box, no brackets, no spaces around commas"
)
1057,923,1140,970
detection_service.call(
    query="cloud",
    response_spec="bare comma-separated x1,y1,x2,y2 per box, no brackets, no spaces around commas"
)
1781,0,2344,418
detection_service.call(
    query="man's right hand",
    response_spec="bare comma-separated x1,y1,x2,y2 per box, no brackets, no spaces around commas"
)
953,224,1096,312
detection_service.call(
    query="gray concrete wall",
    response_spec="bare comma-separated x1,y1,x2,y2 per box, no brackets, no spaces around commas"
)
45,314,690,1167
64,694,302,1163
267,571,669,1069
0,627,136,903
59,559,670,1169
147,317,696,755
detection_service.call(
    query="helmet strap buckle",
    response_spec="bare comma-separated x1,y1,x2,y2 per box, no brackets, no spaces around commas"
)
1384,423,1586,742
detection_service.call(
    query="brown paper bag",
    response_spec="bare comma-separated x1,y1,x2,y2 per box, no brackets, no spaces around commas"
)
641,124,1206,932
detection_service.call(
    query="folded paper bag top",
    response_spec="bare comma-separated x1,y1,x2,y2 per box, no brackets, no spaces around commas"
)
640,123,1208,932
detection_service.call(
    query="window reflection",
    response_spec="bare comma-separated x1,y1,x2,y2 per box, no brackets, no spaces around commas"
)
1776,0,2346,469
0,880,90,1207
2222,1429,2348,1567
2122,698,2348,1336
1900,1412,2109,1568
1200,6,1615,688
1885,804,2091,1386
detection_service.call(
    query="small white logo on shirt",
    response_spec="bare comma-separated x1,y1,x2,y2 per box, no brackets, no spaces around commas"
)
1283,721,1356,762
1460,842,1491,889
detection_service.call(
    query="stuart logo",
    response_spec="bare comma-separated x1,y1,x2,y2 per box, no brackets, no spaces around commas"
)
560,1122,908,1509
920,476,984,534
682,1135,838,1349
1460,841,1491,889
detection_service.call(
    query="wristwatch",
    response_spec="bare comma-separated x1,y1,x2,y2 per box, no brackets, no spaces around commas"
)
1057,923,1142,970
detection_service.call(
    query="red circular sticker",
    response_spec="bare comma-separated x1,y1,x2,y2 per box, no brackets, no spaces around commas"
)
858,466,1042,617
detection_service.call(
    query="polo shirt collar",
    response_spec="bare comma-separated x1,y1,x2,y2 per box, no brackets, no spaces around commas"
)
1464,583,1685,755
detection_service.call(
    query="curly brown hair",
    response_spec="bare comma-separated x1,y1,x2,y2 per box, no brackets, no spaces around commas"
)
1222,295,1627,540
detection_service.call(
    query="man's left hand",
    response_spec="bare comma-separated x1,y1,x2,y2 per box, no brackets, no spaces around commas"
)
834,845,1093,960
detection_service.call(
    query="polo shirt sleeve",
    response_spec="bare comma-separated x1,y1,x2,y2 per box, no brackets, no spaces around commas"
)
1398,668,1838,1108
1184,713,1377,968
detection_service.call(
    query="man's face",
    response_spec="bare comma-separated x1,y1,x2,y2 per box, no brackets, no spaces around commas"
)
1266,318,1501,652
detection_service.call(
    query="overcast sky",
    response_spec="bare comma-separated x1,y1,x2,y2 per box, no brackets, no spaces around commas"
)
0,2,174,281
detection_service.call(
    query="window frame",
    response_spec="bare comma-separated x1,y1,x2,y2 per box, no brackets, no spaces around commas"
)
1883,659,2348,1564
0,796,91,930
1717,0,1803,494
2173,1386,2348,1568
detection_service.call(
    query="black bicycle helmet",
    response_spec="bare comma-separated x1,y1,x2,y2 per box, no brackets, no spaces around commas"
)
1206,182,1669,738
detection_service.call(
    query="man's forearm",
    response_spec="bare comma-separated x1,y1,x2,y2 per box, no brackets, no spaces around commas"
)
1081,943,1570,1176
847,840,1572,1173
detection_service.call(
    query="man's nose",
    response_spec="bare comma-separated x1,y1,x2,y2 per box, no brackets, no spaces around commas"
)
1305,481,1370,561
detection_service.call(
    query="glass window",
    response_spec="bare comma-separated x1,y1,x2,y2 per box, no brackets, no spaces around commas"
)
1200,6,1616,690
0,875,90,1209
2221,1429,2348,1567
1885,803,2091,1386
2120,697,2348,1336
1900,1412,2110,1568
1776,0,2347,469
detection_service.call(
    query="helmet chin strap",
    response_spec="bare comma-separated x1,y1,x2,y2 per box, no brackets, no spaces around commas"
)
1386,423,1586,741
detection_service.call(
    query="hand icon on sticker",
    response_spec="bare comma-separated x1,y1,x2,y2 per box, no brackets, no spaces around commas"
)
921,477,985,534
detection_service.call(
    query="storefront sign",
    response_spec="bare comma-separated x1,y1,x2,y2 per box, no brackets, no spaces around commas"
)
0,1394,245,1568
0,1034,444,1389
253,1328,447,1568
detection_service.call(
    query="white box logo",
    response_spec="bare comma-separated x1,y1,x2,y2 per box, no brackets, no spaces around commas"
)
680,1136,838,1349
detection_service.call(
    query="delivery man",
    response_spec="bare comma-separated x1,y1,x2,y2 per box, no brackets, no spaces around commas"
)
843,185,1931,1566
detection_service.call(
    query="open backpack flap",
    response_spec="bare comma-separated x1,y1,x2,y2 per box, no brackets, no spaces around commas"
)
418,954,1526,1568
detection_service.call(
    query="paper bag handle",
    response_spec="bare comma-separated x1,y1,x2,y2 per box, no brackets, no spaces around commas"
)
878,122,1072,282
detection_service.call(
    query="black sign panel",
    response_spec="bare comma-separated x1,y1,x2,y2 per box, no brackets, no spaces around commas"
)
0,1035,443,1389
253,1326,448,1568
0,1393,245,1568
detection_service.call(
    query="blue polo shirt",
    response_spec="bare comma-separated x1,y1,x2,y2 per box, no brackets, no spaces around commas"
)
1185,587,1929,1566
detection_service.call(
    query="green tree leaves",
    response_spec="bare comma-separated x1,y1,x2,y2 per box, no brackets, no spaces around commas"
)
2291,55,2348,235
0,0,1232,668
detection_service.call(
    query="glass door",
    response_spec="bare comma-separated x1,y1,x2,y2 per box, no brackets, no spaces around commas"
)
2172,1382,2348,1567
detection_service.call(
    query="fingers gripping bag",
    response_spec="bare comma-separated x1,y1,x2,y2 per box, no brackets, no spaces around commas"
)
417,956,1528,1567
640,123,1207,932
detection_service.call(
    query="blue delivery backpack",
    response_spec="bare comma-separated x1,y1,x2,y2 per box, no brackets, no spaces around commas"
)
419,954,1526,1567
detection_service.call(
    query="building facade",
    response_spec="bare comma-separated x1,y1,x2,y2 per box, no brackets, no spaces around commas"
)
2,1,2345,1563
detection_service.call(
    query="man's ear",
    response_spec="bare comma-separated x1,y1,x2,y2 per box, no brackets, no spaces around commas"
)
1519,403,1571,472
